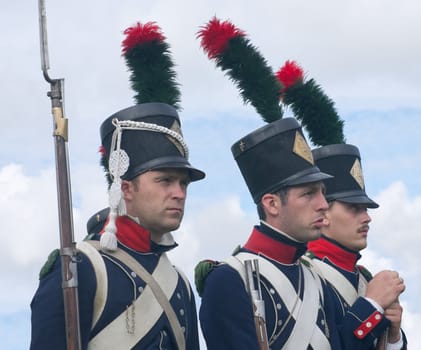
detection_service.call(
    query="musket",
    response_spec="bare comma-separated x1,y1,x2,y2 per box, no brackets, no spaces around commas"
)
38,1,82,349
244,260,269,350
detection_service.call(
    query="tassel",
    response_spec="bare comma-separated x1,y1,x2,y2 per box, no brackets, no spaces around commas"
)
100,209,118,251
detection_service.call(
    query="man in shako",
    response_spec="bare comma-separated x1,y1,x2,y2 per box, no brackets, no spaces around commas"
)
199,117,344,349
276,60,407,349
86,208,109,236
306,144,407,349
30,22,204,350
194,17,347,349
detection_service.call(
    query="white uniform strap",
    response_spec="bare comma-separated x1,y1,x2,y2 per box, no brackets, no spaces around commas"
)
76,241,108,330
82,241,185,350
174,265,192,300
224,255,248,288
304,256,359,306
226,252,330,349
357,269,368,296
284,265,329,349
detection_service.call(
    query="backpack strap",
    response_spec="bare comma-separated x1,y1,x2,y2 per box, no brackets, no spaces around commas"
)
76,241,108,329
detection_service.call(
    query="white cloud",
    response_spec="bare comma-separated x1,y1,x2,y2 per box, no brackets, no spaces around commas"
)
400,301,421,347
0,162,107,308
357,181,421,346
1,164,59,265
368,182,421,275
0,163,107,264
168,196,256,280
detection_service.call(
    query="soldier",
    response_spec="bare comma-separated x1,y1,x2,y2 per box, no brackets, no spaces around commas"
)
306,144,407,349
30,22,205,349
275,59,407,349
196,117,342,349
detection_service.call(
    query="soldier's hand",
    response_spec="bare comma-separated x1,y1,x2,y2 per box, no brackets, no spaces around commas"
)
365,270,405,309
384,301,403,343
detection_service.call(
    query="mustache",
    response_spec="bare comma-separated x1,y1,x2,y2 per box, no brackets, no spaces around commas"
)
357,224,370,233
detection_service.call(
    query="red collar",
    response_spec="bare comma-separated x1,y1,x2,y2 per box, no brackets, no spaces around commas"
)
100,216,178,253
307,236,360,272
244,225,307,264
100,216,151,252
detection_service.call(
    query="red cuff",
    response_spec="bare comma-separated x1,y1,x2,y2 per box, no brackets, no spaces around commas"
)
353,311,383,339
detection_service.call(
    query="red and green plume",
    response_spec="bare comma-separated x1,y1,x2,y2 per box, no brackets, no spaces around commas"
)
122,22,181,110
276,60,345,146
197,17,283,123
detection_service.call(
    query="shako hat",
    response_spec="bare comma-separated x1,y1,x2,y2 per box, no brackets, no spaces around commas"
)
197,18,332,203
232,118,331,203
99,22,205,251
312,144,379,208
86,208,110,235
100,102,204,182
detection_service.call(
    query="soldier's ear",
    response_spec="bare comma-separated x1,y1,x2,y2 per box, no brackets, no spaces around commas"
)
261,193,280,216
121,180,134,200
323,210,331,227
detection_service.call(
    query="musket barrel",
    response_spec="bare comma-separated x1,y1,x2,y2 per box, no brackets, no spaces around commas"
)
244,259,270,350
37,1,82,349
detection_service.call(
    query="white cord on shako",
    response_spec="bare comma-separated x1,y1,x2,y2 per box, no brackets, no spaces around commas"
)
100,118,189,251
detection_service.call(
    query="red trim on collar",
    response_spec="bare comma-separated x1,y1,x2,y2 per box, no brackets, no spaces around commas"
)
114,216,151,252
307,236,359,272
244,227,301,264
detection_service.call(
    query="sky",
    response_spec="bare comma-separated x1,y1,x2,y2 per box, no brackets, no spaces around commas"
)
1,0,420,348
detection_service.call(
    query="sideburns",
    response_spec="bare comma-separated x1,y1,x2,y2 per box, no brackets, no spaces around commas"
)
131,177,140,192
275,188,290,206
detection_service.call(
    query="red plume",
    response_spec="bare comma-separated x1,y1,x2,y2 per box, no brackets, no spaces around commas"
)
276,60,304,93
197,16,245,59
122,22,165,55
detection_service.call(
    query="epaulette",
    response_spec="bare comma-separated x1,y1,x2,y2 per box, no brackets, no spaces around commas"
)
300,251,315,268
194,259,219,297
38,234,96,280
357,265,373,281
38,249,60,280
195,246,243,297
83,232,96,241
231,244,241,255
304,250,315,259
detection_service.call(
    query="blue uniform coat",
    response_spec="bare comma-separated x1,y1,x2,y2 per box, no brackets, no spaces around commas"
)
199,223,343,349
307,235,407,350
30,216,199,350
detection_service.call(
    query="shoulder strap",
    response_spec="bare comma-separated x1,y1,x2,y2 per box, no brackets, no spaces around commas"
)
303,255,358,306
226,252,329,349
76,241,108,329
84,241,185,350
357,266,369,297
